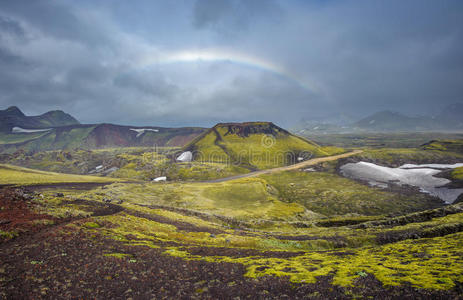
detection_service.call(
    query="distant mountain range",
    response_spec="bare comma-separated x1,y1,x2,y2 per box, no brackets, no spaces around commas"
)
0,106,79,132
2,103,462,153
294,103,463,133
0,106,206,153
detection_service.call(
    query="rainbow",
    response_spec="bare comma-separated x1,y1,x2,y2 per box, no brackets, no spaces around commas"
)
135,49,320,93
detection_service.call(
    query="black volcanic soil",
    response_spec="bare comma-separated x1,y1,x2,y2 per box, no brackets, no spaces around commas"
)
2,226,459,299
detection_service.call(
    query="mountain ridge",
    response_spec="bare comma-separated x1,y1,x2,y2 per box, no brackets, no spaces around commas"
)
0,106,207,153
294,103,463,133
0,106,80,132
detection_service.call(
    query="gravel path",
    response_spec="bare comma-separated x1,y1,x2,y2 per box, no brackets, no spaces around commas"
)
205,150,363,183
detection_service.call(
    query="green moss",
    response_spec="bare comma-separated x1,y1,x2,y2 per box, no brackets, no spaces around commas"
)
83,222,101,228
421,140,463,154
163,232,463,290
0,163,120,185
260,171,440,217
0,230,18,241
356,148,463,167
103,253,131,259
62,186,463,292
451,167,463,180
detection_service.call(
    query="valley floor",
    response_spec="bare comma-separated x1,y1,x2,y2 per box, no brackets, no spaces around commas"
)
1,141,463,299
0,183,462,299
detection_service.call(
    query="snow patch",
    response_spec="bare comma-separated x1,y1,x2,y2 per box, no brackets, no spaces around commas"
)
177,151,193,162
130,128,159,137
12,127,51,133
399,163,463,170
153,176,167,182
340,161,463,203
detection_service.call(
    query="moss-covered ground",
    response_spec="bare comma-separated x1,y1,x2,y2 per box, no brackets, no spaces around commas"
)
2,182,461,298
260,170,441,217
351,148,463,167
1,140,462,298
0,164,120,186
452,167,463,180
1,147,251,182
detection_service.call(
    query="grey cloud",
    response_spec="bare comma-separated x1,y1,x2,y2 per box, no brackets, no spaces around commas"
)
193,0,231,28
0,15,24,37
113,71,179,98
0,0,462,127
0,0,114,49
192,0,282,32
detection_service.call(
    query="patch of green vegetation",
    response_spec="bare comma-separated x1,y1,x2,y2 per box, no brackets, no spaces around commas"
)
83,222,101,228
163,231,463,290
451,167,463,180
0,131,49,145
66,185,463,292
103,253,131,259
354,148,463,167
31,219,55,226
173,162,250,181
0,164,120,185
301,132,463,149
84,179,309,222
0,230,18,241
0,147,179,179
421,140,463,154
260,171,441,217
2,126,97,153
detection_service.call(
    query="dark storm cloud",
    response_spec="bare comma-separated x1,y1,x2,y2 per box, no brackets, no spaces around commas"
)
192,0,282,33
0,0,110,46
0,0,462,126
0,15,24,37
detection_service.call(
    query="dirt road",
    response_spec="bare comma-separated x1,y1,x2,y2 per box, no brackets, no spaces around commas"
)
205,150,363,183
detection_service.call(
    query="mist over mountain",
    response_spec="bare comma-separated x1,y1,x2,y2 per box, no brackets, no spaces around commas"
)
294,103,463,133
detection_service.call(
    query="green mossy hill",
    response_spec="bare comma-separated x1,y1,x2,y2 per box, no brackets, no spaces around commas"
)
421,139,463,154
184,122,344,170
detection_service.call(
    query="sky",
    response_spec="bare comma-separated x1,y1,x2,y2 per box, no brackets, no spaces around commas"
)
0,0,462,127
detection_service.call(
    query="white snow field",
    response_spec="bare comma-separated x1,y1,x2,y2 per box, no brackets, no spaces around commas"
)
153,176,167,182
340,161,463,203
12,127,51,133
130,128,159,137
176,151,193,162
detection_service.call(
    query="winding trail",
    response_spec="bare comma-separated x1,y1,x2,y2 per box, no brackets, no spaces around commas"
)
205,150,363,183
